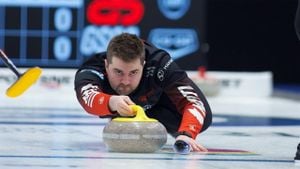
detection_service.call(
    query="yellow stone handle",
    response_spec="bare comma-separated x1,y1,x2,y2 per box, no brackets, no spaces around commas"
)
112,105,157,122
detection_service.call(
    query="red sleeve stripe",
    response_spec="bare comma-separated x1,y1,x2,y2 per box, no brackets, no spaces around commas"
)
79,84,113,116
178,104,206,139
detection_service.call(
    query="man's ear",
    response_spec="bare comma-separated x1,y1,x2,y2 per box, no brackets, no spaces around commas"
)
104,59,108,68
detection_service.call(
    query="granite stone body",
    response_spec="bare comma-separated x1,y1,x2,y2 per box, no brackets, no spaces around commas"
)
103,120,167,153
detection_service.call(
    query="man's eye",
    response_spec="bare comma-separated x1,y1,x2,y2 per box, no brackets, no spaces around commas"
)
114,70,123,76
129,71,138,76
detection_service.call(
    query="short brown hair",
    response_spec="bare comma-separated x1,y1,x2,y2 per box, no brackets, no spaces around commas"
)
106,33,145,64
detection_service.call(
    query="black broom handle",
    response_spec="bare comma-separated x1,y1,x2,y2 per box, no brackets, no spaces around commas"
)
0,49,21,78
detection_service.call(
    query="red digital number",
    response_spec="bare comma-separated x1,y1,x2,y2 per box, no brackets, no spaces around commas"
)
87,0,144,26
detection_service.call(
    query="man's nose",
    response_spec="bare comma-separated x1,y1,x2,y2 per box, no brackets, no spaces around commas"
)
121,75,130,85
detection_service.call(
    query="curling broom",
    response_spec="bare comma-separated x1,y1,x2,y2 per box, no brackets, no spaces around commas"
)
0,49,42,98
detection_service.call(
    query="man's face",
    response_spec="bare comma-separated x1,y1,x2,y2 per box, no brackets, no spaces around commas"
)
105,56,144,95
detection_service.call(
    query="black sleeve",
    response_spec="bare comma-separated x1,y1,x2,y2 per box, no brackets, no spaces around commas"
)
156,52,211,116
295,0,300,40
74,53,106,91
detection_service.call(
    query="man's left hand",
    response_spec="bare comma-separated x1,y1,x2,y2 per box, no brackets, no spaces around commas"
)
175,135,208,152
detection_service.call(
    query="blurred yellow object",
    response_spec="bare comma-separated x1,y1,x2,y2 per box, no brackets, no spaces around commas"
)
113,105,157,122
0,49,42,98
6,67,42,97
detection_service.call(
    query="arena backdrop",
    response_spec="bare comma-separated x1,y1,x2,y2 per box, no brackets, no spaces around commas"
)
0,0,207,69
1,0,300,84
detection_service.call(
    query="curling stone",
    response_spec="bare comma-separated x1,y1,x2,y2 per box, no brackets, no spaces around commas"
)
193,78,221,97
191,66,221,97
102,105,167,153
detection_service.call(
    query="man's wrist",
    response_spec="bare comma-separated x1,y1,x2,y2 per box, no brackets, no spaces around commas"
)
175,131,192,138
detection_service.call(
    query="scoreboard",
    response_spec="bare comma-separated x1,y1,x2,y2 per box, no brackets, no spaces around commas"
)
0,0,207,69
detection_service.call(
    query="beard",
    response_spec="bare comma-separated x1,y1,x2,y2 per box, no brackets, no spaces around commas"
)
115,84,134,95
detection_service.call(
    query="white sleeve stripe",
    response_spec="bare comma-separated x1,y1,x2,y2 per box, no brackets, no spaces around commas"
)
188,108,204,125
193,104,206,117
81,84,100,108
87,92,97,107
87,92,94,106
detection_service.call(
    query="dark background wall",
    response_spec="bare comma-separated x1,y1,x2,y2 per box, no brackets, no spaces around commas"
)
205,0,300,84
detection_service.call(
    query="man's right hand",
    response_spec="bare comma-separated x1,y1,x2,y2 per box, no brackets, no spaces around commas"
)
109,95,136,116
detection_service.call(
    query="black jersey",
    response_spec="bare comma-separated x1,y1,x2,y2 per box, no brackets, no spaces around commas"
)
74,41,212,139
